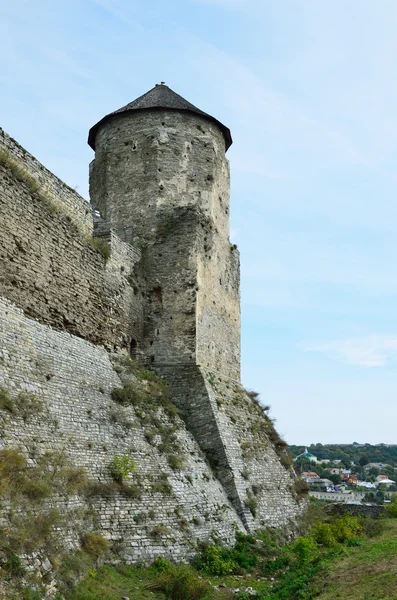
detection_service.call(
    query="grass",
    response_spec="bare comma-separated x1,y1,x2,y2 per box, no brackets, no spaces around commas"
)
66,564,161,600
65,512,397,600
87,235,111,260
0,148,59,214
316,519,397,600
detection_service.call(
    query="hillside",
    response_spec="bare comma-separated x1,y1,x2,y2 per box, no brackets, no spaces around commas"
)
316,519,397,600
66,516,397,600
289,443,397,466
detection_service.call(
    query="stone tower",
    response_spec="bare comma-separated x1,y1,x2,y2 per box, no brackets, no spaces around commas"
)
89,86,299,530
89,83,240,381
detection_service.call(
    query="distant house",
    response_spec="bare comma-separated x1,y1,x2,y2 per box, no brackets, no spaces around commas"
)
301,472,320,481
340,471,356,483
348,474,359,485
364,462,391,472
327,468,342,475
376,475,395,487
357,481,376,489
317,459,331,464
307,478,334,492
294,448,318,463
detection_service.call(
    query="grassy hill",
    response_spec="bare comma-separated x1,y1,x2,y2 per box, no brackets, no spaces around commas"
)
65,513,397,600
316,519,397,600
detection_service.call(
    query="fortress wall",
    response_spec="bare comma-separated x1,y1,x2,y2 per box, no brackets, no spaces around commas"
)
0,160,143,349
158,365,302,531
0,128,92,235
0,297,244,562
205,373,303,530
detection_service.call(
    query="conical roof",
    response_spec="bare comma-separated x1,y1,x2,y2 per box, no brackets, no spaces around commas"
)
88,83,232,151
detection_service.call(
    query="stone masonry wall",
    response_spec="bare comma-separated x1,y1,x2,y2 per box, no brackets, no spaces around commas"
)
0,127,92,235
0,159,143,349
0,297,245,562
158,365,303,532
0,121,303,566
326,504,386,518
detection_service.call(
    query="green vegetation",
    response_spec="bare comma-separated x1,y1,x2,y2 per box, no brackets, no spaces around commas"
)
290,442,397,468
111,357,183,475
0,387,45,421
292,477,310,501
87,236,111,260
0,386,14,413
66,507,397,600
81,532,109,557
386,494,397,517
109,454,136,482
0,448,87,502
147,564,215,599
244,494,258,517
0,148,59,214
0,448,98,598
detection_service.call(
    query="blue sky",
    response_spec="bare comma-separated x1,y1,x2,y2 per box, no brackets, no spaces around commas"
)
2,0,397,444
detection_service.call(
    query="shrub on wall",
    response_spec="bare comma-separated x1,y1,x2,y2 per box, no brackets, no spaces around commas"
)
81,532,109,557
109,454,136,483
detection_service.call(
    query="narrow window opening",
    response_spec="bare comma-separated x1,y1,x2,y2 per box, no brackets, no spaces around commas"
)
130,338,137,355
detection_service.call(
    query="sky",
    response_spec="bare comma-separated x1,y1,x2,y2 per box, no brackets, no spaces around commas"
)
1,0,397,445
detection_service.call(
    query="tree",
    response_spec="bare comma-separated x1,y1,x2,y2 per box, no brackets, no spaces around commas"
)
328,473,341,485
359,455,369,467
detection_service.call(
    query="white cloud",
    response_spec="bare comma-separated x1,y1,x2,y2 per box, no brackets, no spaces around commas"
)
302,335,397,367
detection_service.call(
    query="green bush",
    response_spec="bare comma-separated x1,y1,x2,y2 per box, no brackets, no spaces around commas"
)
109,454,136,482
386,497,397,518
14,391,44,422
4,553,25,576
20,587,42,600
153,557,173,572
359,517,385,537
119,482,142,499
289,536,319,563
269,561,324,600
232,532,259,570
292,478,310,500
81,532,109,557
310,522,337,548
151,524,170,538
146,565,214,600
168,454,185,470
261,555,291,575
0,387,15,413
332,515,362,543
245,495,258,517
196,544,235,575
111,383,146,406
152,473,173,495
